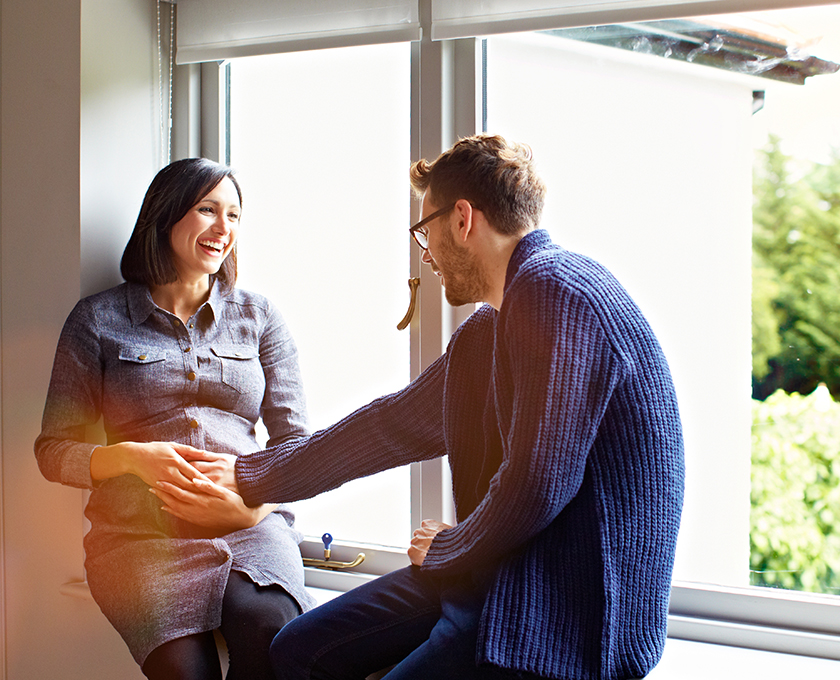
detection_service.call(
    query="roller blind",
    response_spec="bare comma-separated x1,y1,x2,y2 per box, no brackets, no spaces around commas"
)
430,0,835,40
175,0,421,64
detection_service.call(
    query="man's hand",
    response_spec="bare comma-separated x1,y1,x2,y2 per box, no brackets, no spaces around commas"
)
150,479,276,534
408,519,452,566
170,444,239,494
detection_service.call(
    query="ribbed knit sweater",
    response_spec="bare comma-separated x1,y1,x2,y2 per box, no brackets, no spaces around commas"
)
237,229,684,680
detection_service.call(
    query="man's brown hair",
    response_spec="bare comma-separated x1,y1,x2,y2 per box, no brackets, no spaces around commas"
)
409,134,546,236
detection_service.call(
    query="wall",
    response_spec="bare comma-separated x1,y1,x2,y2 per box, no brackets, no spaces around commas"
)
1,0,160,676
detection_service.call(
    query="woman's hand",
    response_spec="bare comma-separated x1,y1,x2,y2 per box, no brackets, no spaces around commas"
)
150,479,278,533
169,444,239,494
91,441,210,489
408,519,452,566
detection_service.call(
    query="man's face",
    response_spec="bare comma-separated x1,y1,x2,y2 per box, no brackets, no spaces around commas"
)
421,194,488,307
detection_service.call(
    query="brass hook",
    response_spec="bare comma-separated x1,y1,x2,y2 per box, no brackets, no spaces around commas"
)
301,533,366,571
301,553,366,571
397,277,421,331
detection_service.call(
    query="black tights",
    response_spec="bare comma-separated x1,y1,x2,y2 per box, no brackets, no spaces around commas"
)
141,570,300,680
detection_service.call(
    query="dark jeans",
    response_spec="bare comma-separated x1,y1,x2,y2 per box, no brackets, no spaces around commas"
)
141,569,300,680
270,566,540,680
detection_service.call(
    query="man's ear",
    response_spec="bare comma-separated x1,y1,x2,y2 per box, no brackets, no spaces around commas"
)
452,199,474,244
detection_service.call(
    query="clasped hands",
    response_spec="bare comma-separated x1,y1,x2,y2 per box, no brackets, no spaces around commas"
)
145,444,258,533
147,444,453,561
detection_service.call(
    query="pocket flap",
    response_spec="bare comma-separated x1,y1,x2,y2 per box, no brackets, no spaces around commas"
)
211,345,259,360
118,347,167,364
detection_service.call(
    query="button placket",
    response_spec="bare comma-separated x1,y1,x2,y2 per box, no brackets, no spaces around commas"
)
174,315,201,434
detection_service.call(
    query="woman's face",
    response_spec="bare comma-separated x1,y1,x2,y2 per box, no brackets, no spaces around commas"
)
169,177,241,284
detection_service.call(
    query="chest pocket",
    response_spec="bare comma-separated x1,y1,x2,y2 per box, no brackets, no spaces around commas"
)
108,347,170,406
211,345,261,394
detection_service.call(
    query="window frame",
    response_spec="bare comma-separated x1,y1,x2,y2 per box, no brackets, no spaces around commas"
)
174,0,840,662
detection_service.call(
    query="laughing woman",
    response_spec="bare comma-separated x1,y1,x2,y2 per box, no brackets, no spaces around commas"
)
34,158,314,680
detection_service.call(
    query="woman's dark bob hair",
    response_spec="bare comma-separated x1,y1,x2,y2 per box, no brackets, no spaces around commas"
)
120,158,242,292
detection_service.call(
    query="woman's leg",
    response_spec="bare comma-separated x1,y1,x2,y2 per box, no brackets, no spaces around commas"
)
141,632,222,680
220,569,301,680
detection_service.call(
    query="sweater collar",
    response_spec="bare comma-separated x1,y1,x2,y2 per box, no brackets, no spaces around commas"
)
504,229,555,293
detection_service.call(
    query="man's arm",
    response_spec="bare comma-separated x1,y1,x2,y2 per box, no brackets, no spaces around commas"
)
234,351,450,506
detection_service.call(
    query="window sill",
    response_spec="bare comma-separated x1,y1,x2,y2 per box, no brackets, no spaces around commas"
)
649,638,840,679
61,578,840,678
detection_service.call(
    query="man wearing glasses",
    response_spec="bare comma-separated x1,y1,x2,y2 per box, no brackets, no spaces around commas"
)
172,134,685,680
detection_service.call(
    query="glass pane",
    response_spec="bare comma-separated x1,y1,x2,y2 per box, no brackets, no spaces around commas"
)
485,5,840,593
229,43,411,548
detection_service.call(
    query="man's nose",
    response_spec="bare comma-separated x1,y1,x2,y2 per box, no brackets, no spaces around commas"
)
421,248,432,265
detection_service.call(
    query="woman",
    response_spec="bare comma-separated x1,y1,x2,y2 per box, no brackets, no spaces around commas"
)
34,158,315,679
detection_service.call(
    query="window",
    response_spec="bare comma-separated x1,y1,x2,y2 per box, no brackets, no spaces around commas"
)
230,42,413,551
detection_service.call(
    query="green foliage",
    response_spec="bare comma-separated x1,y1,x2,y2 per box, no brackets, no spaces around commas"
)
753,136,840,398
750,388,840,593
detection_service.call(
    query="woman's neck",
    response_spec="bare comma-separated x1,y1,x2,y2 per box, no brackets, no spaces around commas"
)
150,277,212,324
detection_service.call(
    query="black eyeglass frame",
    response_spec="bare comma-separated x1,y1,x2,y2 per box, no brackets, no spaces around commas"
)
408,203,456,251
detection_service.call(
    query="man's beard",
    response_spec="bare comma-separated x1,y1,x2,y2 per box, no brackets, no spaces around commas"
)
436,218,488,307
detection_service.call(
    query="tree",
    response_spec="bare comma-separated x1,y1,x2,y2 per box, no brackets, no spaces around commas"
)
752,136,840,399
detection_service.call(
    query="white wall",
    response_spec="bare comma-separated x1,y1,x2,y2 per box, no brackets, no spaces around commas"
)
1,0,160,676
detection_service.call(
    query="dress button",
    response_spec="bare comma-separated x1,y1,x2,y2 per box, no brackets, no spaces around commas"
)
187,371,196,381
189,419,199,429
138,354,147,361
185,347,192,353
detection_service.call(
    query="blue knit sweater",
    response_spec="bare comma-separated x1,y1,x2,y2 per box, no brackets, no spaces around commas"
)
238,229,684,680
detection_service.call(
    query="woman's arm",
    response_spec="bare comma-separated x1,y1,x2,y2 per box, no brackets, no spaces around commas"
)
34,299,107,489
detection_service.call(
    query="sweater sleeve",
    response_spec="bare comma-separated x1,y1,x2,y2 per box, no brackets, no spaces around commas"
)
421,271,627,574
236,351,449,506
33,299,103,489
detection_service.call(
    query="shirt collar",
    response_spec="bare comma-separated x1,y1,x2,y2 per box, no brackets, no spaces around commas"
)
126,279,224,326
504,229,556,293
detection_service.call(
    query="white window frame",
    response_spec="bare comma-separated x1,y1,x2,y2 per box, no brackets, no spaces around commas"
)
173,0,840,662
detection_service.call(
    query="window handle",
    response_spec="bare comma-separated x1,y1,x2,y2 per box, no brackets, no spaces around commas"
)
396,277,421,330
302,532,366,571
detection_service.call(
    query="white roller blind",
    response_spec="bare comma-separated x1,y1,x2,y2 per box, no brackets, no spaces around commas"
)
430,0,836,40
175,0,420,64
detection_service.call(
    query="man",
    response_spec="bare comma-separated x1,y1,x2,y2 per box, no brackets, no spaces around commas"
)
174,134,684,679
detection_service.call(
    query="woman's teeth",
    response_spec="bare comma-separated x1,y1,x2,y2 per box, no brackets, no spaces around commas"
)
199,240,224,253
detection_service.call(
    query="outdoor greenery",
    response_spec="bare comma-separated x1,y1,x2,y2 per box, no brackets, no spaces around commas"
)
751,388,840,593
750,137,840,594
752,135,840,399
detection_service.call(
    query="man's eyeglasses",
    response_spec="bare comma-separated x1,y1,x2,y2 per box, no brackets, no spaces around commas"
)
409,203,455,251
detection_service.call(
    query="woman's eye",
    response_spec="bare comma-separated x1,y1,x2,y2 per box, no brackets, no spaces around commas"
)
229,213,240,221
199,206,214,214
